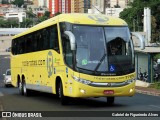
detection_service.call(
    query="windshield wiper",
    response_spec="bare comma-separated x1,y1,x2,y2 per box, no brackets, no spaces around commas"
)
93,53,106,74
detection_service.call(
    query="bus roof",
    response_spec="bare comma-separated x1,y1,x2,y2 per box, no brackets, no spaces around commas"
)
13,13,128,39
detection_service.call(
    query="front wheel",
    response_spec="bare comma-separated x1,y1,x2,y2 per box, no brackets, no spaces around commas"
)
58,81,70,105
106,97,115,105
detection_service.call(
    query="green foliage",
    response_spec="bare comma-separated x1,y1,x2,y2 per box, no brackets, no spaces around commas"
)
119,0,160,42
0,18,8,27
55,12,61,16
2,0,9,4
11,0,24,7
150,82,160,89
37,11,51,23
154,54,160,61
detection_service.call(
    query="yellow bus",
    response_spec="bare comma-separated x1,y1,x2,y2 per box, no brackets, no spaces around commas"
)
11,13,136,105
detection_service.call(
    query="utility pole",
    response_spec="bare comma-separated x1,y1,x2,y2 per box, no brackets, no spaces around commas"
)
103,0,106,14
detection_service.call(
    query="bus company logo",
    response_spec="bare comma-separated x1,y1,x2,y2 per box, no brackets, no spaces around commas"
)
47,51,53,77
88,15,109,23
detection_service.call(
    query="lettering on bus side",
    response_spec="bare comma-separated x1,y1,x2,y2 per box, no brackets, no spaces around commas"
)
94,74,135,81
22,60,45,67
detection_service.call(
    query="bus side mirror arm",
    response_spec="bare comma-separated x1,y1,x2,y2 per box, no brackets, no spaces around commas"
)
64,31,76,50
131,32,145,50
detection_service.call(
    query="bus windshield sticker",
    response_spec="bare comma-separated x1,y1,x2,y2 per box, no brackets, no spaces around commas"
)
82,59,88,65
88,15,109,23
47,51,54,77
109,64,115,72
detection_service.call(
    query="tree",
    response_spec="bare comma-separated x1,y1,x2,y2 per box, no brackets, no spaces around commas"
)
11,0,24,7
37,11,51,23
2,0,9,4
20,18,33,28
120,0,160,43
55,12,61,16
0,18,7,27
7,19,19,28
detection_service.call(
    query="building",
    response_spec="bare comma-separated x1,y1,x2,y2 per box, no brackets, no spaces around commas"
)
135,47,160,83
48,0,71,16
38,0,48,7
33,0,38,6
89,0,130,17
5,12,26,22
0,4,26,22
0,4,12,17
71,0,91,13
27,5,48,17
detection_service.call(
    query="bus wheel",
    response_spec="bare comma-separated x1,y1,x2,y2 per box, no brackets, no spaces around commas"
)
18,81,23,95
22,81,30,96
58,81,69,105
106,97,115,105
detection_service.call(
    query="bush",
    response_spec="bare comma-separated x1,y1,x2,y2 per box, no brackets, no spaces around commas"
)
150,82,160,89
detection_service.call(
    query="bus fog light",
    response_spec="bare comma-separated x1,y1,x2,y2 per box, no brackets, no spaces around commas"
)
129,88,133,93
80,89,86,94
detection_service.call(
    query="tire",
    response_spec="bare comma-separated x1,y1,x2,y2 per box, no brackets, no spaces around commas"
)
107,97,115,105
58,81,69,105
18,81,23,95
22,80,31,96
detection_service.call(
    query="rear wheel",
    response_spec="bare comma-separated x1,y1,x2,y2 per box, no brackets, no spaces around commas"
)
22,80,31,96
58,81,69,105
107,97,115,105
18,81,23,95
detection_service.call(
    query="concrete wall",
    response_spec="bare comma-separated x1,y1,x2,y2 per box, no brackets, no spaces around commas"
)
135,52,148,79
0,36,12,52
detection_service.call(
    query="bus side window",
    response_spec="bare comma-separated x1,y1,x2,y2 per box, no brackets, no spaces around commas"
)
12,39,17,55
50,25,59,52
33,32,38,52
43,28,50,50
62,36,73,68
25,35,32,53
37,31,43,51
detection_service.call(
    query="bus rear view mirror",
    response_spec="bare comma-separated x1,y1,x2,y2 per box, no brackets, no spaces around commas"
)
131,32,145,50
64,31,76,50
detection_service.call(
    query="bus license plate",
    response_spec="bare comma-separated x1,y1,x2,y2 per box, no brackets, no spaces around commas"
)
103,90,114,95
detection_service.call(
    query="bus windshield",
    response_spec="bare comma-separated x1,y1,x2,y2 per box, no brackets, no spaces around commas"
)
73,25,134,75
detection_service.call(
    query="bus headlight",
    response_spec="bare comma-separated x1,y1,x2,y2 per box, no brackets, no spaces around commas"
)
72,76,92,85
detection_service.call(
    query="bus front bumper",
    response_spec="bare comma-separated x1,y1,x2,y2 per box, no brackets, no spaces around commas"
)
67,81,135,98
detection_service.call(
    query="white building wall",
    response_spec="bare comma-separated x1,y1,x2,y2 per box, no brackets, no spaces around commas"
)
52,0,55,14
106,8,124,17
62,0,65,13
110,0,126,8
38,0,45,7
5,12,26,22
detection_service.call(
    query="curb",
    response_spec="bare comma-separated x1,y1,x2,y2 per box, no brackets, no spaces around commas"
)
136,89,160,96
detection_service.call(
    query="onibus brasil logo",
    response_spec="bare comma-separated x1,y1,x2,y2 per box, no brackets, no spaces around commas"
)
47,51,53,77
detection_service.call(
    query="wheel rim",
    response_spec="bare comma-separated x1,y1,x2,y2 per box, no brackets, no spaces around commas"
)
23,82,26,94
19,82,22,91
58,83,62,98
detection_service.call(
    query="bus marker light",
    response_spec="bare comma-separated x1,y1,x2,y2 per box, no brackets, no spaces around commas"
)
103,90,114,95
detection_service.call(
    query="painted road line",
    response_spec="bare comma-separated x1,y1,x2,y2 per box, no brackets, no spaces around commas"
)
149,105,160,109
